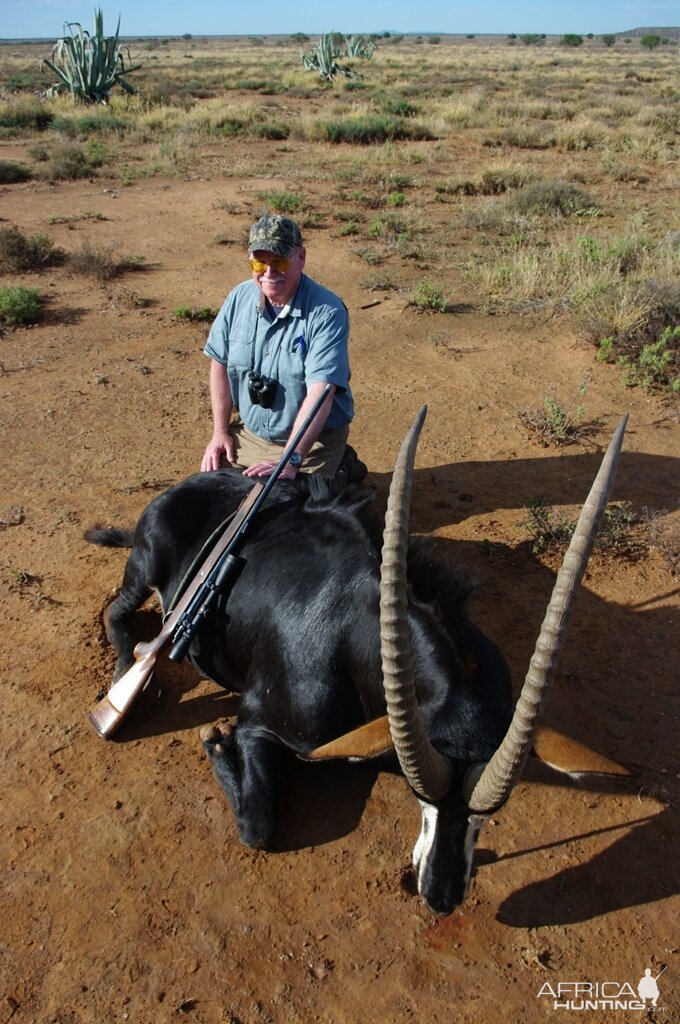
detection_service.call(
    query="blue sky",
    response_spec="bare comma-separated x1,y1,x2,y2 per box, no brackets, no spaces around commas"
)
3,0,678,40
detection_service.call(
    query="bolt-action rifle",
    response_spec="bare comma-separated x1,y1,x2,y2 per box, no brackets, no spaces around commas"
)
88,384,333,739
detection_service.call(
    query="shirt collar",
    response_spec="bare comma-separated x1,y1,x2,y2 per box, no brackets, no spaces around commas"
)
256,275,305,321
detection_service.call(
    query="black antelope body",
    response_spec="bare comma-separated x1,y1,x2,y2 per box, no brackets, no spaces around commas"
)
87,409,628,914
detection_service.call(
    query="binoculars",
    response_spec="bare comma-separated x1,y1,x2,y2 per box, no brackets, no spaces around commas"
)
248,371,278,409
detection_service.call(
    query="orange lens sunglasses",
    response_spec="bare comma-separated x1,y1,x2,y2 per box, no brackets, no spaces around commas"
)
248,256,291,274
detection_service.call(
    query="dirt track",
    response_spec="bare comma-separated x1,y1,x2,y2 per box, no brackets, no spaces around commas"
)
1,163,678,1023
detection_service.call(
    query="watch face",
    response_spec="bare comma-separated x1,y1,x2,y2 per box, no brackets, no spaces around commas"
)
289,453,303,467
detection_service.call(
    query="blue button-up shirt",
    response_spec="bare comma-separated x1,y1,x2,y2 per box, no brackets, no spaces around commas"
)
204,274,354,443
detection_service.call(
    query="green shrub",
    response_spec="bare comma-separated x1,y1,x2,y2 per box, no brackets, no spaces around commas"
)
316,115,433,144
596,503,638,553
463,203,532,237
219,117,246,137
596,337,614,362
522,497,639,557
27,144,50,162
484,127,556,150
0,285,41,326
510,181,600,217
250,121,290,140
410,279,446,312
519,378,589,445
521,497,575,554
0,161,32,184
343,80,368,92
0,226,60,271
367,212,409,243
255,190,304,214
379,96,419,117
0,104,54,134
45,145,94,180
345,188,382,209
386,172,414,190
479,167,530,194
353,246,384,265
68,240,145,281
173,305,218,322
619,326,680,392
2,68,45,92
84,139,107,166
51,114,127,138
335,209,364,223
574,234,648,275
447,167,530,196
585,280,680,393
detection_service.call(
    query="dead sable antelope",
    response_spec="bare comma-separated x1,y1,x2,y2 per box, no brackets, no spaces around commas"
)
86,409,629,915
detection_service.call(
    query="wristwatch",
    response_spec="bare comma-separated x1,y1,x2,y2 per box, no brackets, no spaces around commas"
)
289,452,303,469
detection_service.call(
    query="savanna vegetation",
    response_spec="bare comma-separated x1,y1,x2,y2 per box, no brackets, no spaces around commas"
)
2,32,677,395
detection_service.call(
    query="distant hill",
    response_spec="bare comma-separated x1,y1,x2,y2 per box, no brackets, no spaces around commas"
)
618,26,680,38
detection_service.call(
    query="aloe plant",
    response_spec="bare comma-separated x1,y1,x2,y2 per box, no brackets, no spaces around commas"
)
300,32,360,82
43,9,141,103
344,35,376,59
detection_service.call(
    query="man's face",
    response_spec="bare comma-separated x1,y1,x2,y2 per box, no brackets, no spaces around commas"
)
250,246,306,307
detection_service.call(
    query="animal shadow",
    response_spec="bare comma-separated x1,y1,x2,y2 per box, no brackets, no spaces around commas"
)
273,759,380,851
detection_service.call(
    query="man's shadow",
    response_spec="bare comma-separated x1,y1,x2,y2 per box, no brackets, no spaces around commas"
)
367,447,679,532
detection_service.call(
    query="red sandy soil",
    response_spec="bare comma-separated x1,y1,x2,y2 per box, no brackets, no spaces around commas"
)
1,160,678,1023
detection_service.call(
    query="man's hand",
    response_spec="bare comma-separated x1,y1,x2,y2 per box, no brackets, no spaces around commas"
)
201,432,235,472
242,461,298,480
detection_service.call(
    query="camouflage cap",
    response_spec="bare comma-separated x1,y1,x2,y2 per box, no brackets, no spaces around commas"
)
248,214,303,257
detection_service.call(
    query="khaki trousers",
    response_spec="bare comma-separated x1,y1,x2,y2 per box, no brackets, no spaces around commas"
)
229,420,350,475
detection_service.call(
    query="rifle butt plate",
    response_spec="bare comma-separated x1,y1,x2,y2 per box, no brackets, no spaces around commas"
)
88,696,126,739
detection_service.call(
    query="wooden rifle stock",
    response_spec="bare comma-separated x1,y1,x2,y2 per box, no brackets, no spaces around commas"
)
88,643,163,738
88,383,333,738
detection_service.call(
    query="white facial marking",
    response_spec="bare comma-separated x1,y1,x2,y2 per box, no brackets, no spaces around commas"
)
413,799,439,891
413,802,487,905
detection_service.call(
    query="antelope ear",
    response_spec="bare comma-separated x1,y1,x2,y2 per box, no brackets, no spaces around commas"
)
304,716,394,761
533,726,633,777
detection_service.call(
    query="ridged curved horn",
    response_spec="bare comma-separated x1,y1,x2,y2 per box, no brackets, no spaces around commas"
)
464,414,629,812
380,406,454,802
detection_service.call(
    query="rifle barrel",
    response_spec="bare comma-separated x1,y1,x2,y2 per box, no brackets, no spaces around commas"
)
168,384,333,662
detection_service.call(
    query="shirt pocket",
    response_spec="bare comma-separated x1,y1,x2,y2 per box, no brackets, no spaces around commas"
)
278,334,307,384
228,314,256,370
